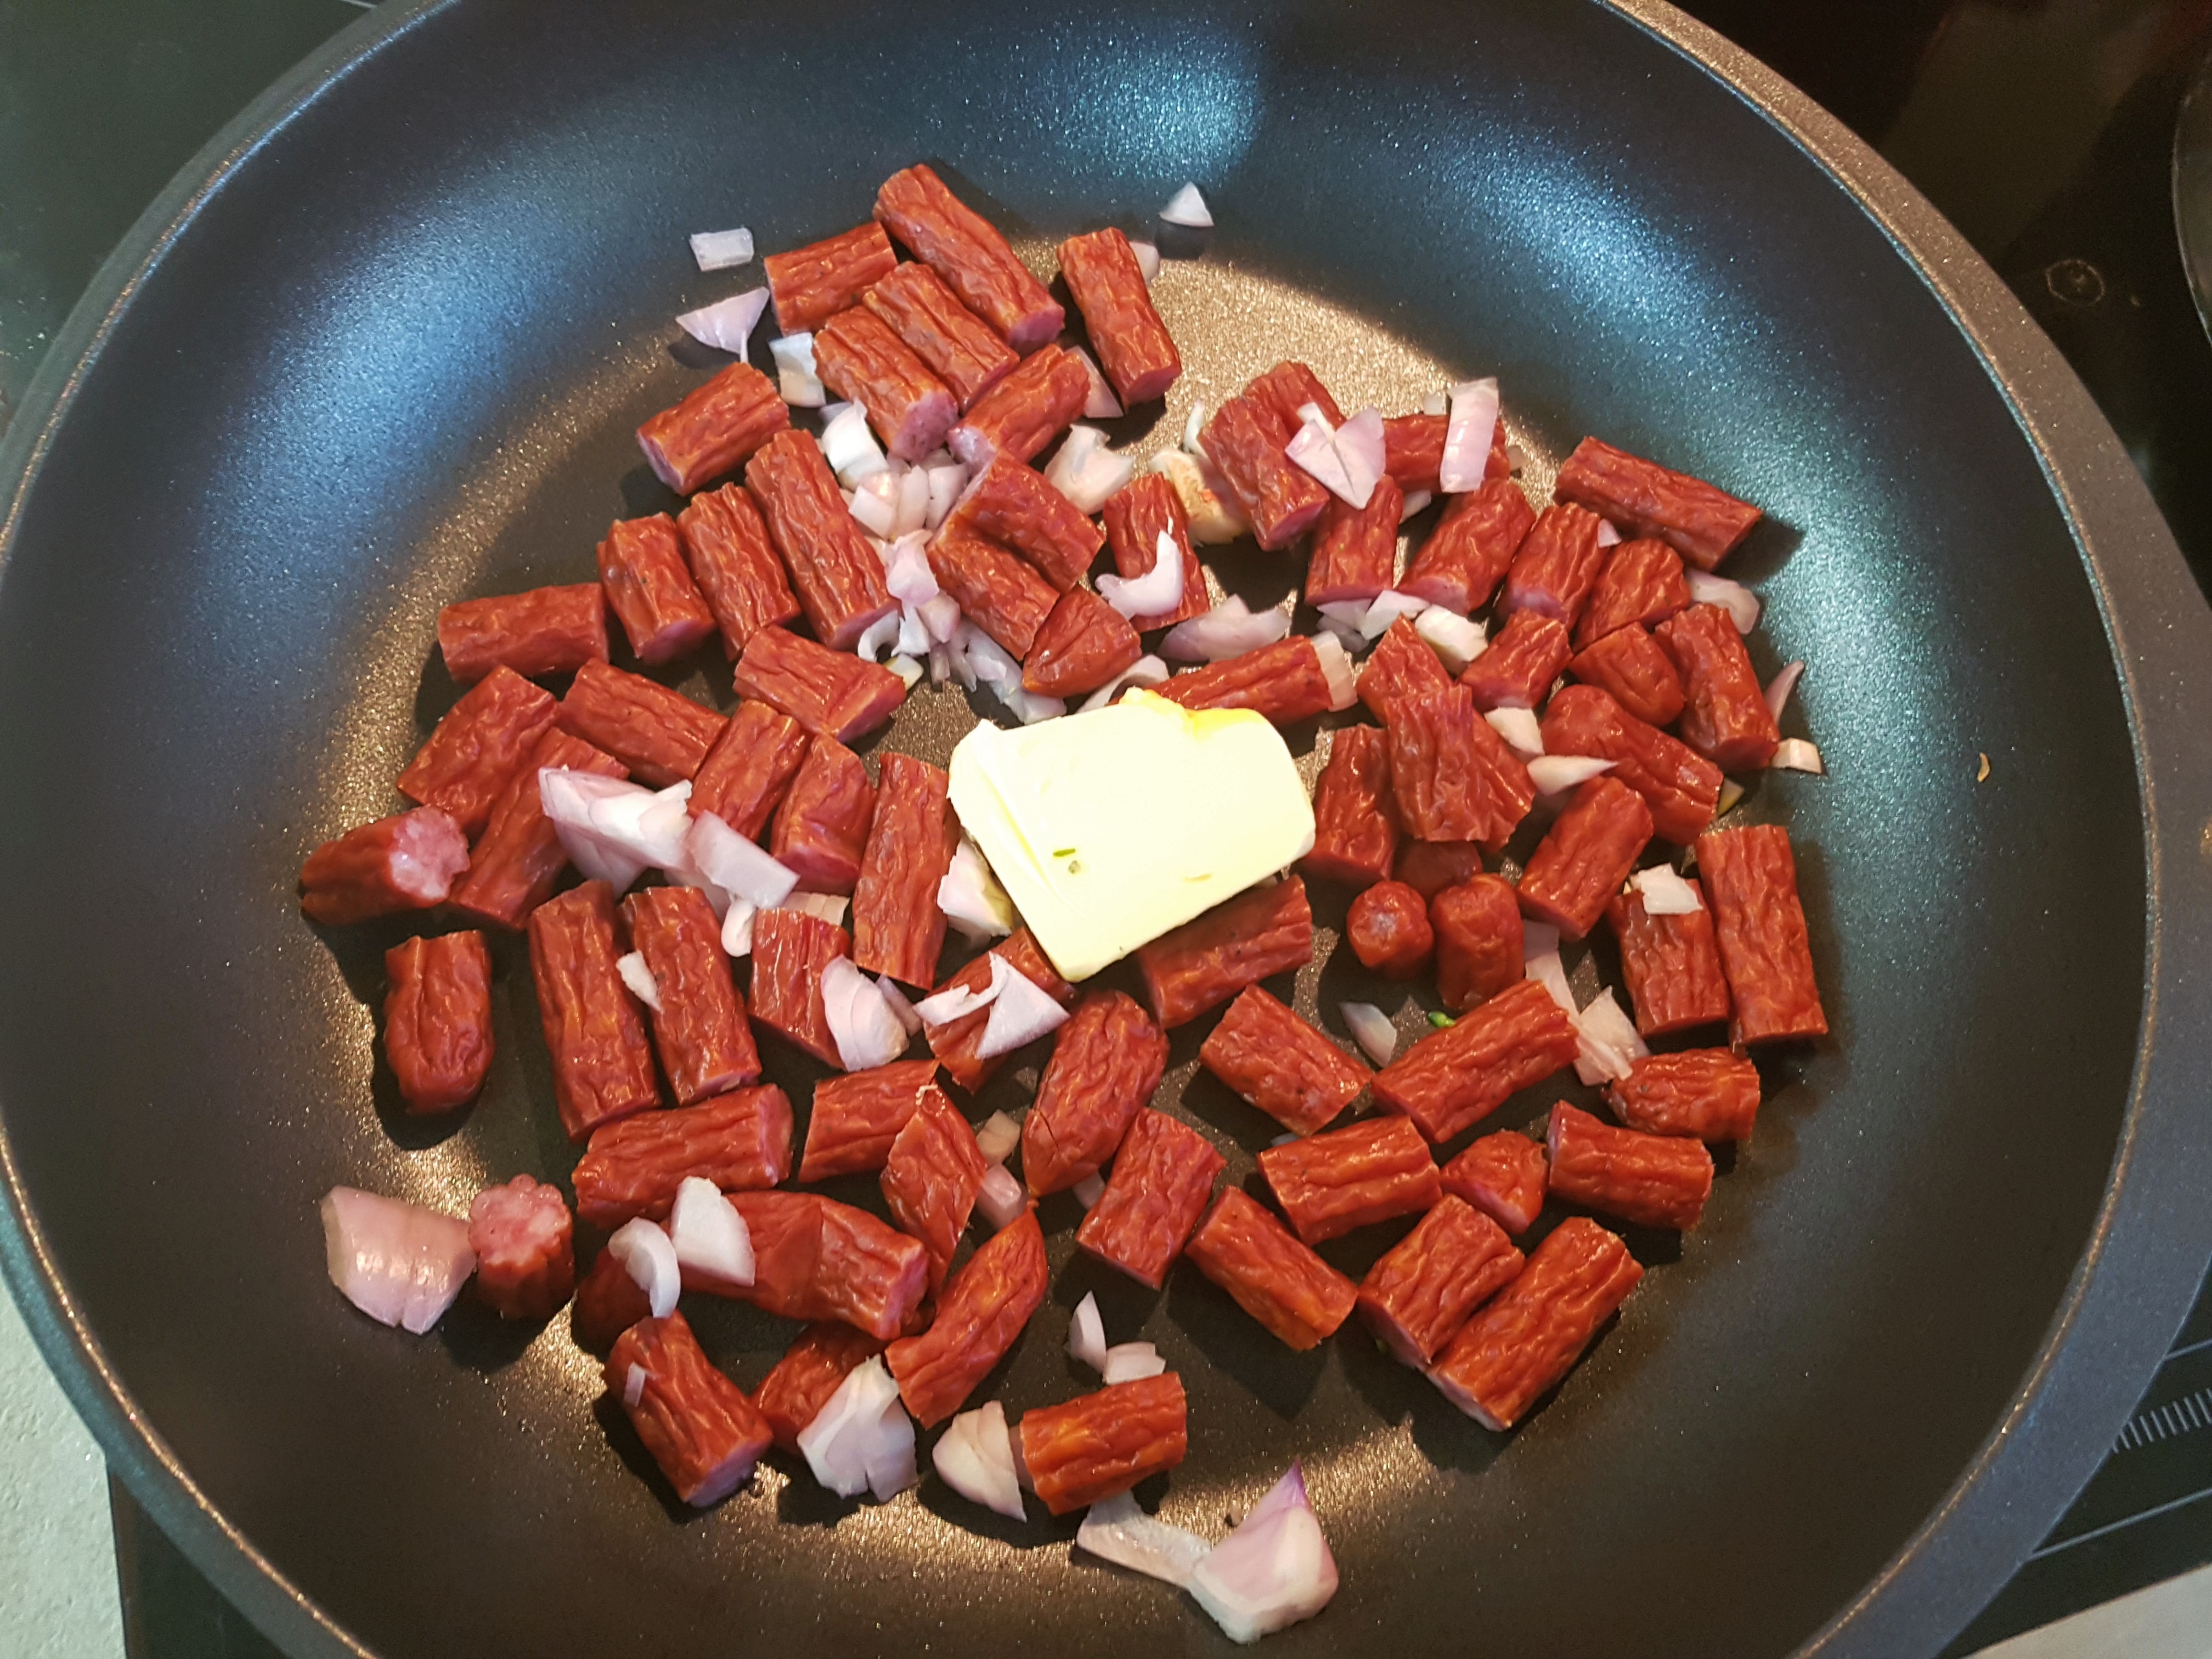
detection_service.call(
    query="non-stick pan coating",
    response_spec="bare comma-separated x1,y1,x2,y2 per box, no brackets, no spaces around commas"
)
4,3,2211,1657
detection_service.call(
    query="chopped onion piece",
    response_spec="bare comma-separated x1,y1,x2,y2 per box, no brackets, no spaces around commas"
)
913,974,998,1027
820,402,887,489
1187,1463,1340,1644
1525,947,1576,1018
1685,569,1761,634
690,227,754,270
1003,685,1066,726
608,1218,680,1319
1098,529,1187,619
1182,400,1209,455
1069,1292,1109,1372
1416,606,1486,672
668,1176,754,1287
676,287,769,355
1340,1002,1396,1066
1438,377,1500,493
1129,239,1163,283
685,812,798,910
1630,865,1703,915
1485,707,1545,760
1571,988,1648,1086
720,898,757,957
1160,183,1213,228
848,467,900,539
1043,424,1134,514
770,332,824,407
539,769,652,891
1771,737,1826,774
892,464,931,538
1160,595,1289,662
855,607,900,662
1151,448,1246,543
1285,407,1362,506
1764,659,1806,721
1071,347,1124,419
1073,1171,1107,1209
975,1110,1023,1164
1528,755,1616,795
318,1187,475,1335
975,954,1072,1057
1400,488,1434,521
1596,518,1624,548
924,461,966,530
976,1163,1026,1231
1716,777,1747,816
1103,1341,1167,1384
780,890,848,926
896,605,931,656
616,951,661,1012
939,840,1017,943
821,956,909,1071
933,1401,1024,1520
798,1356,916,1502
882,531,939,603
1312,632,1358,712
876,973,924,1035
623,1364,650,1408
1334,409,1387,504
919,591,963,644
1078,1491,1211,1586
1354,590,1426,642
1077,653,1171,712
1419,387,1449,417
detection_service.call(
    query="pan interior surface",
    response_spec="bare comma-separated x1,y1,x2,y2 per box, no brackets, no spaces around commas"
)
0,2,2148,1656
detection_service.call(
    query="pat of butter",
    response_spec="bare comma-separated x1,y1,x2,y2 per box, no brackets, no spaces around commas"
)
947,690,1316,983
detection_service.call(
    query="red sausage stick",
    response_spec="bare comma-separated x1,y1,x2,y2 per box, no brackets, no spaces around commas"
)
1400,478,1534,613
1540,684,1722,845
437,584,608,685
396,666,558,837
1605,880,1731,1037
676,483,802,657
1357,617,1451,724
861,261,1019,411
1075,1109,1226,1290
1022,991,1167,1195
382,932,494,1111
1576,537,1689,648
746,905,849,1067
1569,622,1685,727
1386,683,1486,843
1155,636,1337,726
636,362,792,496
1357,1195,1524,1367
1023,588,1141,697
1259,1114,1441,1245
689,700,810,838
799,1061,947,1182
1431,873,1523,1011
1306,476,1403,607
1135,875,1313,1030
1516,775,1655,940
448,727,625,929
886,1209,1049,1426
300,807,469,927
946,456,1106,592
1183,1188,1357,1352
726,1191,929,1339
851,753,956,989
927,528,1057,659
1551,437,1762,571
733,625,905,743
604,1312,774,1506
1395,838,1485,902
1057,227,1182,403
755,1322,884,1451
1101,472,1207,628
874,165,1065,352
570,1249,651,1354
598,514,716,667
1302,725,1398,888
1656,603,1781,773
1460,610,1571,714
1429,1216,1643,1429
1373,977,1578,1143
623,886,760,1105
1440,1130,1549,1234
527,880,659,1140
1199,985,1369,1136
880,1091,989,1289
1547,1102,1714,1231
744,430,897,651
1610,1049,1762,1142
921,930,1074,1092
571,1085,795,1227
813,305,960,463
763,222,899,335
1201,391,1329,551
1697,823,1827,1045
946,345,1091,470
1347,880,1434,979
468,1175,574,1321
1017,1373,1188,1515
1500,503,1609,630
556,661,724,788
770,736,878,894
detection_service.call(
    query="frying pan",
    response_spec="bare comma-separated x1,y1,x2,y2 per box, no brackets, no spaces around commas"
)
4,2,2211,1656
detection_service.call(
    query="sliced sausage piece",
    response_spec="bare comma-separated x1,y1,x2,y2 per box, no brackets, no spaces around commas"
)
1697,823,1827,1046
1539,684,1722,845
1500,503,1609,630
885,1209,1049,1427
1154,636,1335,726
1183,1188,1356,1352
1569,621,1685,727
1199,985,1370,1136
1302,725,1399,889
1609,1049,1762,1142
1200,391,1328,551
469,1175,574,1321
556,660,724,789
1460,608,1571,713
689,700,809,838
874,165,1064,352
1022,586,1141,697
300,808,469,926
746,906,850,1067
1576,536,1689,648
1552,436,1762,571
1656,602,1781,773
569,1248,651,1353
1357,616,1452,725
1017,1372,1187,1515
1430,873,1523,1011
623,885,759,1105
1385,683,1485,843
732,625,905,743
1258,1114,1441,1245
1605,880,1732,1037
1021,991,1167,1195
946,345,1091,470
861,260,1020,411
851,753,956,989
763,221,899,335
755,1322,885,1452
769,735,877,894
1100,472,1207,628
1399,477,1533,613
1075,1110,1226,1290
396,666,559,837
1440,1130,1549,1234
799,1060,946,1182
1393,837,1485,902
382,931,494,1111
448,727,627,930
814,306,959,463
571,1085,795,1227
598,514,716,666
675,483,803,658
603,1311,774,1506
743,429,897,651
1133,876,1313,1030
1356,1195,1523,1367
927,528,1056,660
879,1092,989,1290
1305,476,1403,607
636,362,792,495
1056,227,1181,404
1372,977,1578,1143
1515,775,1654,941
945,455,1106,591
1346,879,1434,980
527,879,659,1141
437,584,608,685
724,1190,929,1339
1546,1101,1714,1231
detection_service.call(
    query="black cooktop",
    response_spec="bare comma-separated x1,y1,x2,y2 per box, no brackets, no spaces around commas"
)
4,3,2209,1655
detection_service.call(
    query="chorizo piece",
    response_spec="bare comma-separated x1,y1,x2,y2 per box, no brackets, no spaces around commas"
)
1539,684,1722,845
1551,436,1762,571
1515,775,1655,941
636,361,792,496
468,1175,575,1321
527,879,659,1141
623,885,759,1105
1697,823,1827,1045
597,514,716,667
1022,586,1141,697
743,429,897,651
1199,985,1370,1136
436,584,608,686
1075,1109,1226,1290
946,345,1091,470
1386,683,1486,843
1656,602,1781,773
799,1061,946,1182
676,483,803,657
1302,725,1399,889
1057,227,1182,404
1372,977,1578,1143
570,1247,651,1354
1182,1188,1356,1352
688,700,810,838
382,931,494,1111
813,304,960,463
1305,476,1404,607
1393,837,1485,902
1605,881,1731,1037
921,930,1075,1092
300,807,469,927
1017,1373,1188,1515
755,1322,885,1451
851,753,956,989
1259,1114,1440,1245
725,1190,929,1339
880,1091,989,1289
861,260,1019,411
1575,536,1689,648
1100,472,1207,628
1399,477,1534,613
1546,1101,1714,1231
763,221,899,335
769,735,877,895
885,1209,1049,1427
927,528,1057,659
1440,1130,1549,1234
1430,873,1523,1011
556,660,724,788
603,1312,774,1506
1357,616,1451,725
1134,876,1313,1030
1568,621,1685,728
733,625,906,744
1154,636,1335,726
448,727,626,930
1357,1195,1524,1367
874,164,1065,352
1609,1049,1762,1142
1466,707,1538,850
396,665,558,837
1346,879,1434,980
1500,503,1609,630
1200,391,1329,551
946,455,1107,592
1460,608,1571,713
1021,991,1167,1195
571,1085,795,1227
746,905,850,1067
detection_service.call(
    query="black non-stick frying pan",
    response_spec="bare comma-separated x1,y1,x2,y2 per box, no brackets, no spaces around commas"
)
5,2,2212,1656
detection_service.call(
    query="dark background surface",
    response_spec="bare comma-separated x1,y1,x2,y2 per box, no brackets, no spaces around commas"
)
1,2,2208,1655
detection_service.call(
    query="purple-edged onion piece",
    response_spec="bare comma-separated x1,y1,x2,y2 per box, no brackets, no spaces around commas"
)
676,287,769,354
1685,569,1761,634
1186,1462,1339,1643
975,1163,1026,1231
1159,183,1213,228
615,952,661,1012
1078,1490,1210,1585
319,1187,475,1335
1764,659,1806,721
933,1400,1024,1519
821,957,909,1072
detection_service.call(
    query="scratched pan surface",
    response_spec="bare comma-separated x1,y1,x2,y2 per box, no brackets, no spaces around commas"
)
5,2,2212,1657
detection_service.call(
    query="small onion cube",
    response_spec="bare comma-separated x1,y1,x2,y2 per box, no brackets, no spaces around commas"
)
975,1163,1026,1231
1043,424,1133,514
1361,589,1430,641
1340,1002,1396,1066
1571,988,1648,1086
893,465,932,538
770,332,825,407
1102,1341,1167,1384
938,841,1017,944
1160,182,1213,228
1528,754,1616,795
1313,632,1358,712
933,1401,1024,1520
668,1176,754,1288
820,402,887,489
1072,346,1124,419
1187,1463,1340,1644
676,287,769,355
1771,737,1826,774
797,1356,916,1502
1400,488,1434,521
608,1217,680,1319
896,606,932,657
1077,1491,1211,1587
875,973,924,1035
1416,606,1486,672
1128,239,1163,282
974,955,1072,1058
616,951,661,1012
920,591,963,644
1685,569,1762,634
1596,518,1624,548
1484,707,1545,760
1076,653,1170,713
1097,529,1187,619
720,898,757,957
318,1187,475,1335
924,462,966,530
684,812,798,910
1438,377,1500,493
1073,1171,1107,1209
1525,947,1576,1018
975,1110,1023,1165
854,608,900,662
1069,1291,1109,1372
1160,595,1289,663
689,227,754,270
1764,659,1806,722
1630,865,1703,915
820,957,909,1072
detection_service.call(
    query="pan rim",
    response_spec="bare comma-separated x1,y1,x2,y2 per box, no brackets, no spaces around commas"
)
3,3,2209,1656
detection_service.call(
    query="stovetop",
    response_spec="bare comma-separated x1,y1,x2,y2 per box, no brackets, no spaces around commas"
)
4,3,2210,1656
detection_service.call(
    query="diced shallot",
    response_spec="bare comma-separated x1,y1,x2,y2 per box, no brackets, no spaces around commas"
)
924,461,966,530
1528,755,1616,795
623,1363,650,1408
1128,240,1163,283
1160,183,1213,228
1340,1002,1397,1066
1685,569,1762,635
1097,531,1187,620
1484,707,1545,760
849,472,900,540
855,608,901,663
1764,659,1806,721
797,1356,917,1502
976,1162,1026,1231
1771,737,1826,774
318,1187,475,1335
690,227,754,270
1152,449,1246,544
1334,409,1387,505
1073,1171,1107,1209
876,973,924,1034
1044,425,1135,515
1571,987,1649,1086
975,1110,1023,1165
1401,489,1434,521
1630,865,1703,914
1360,590,1431,641
539,769,651,891
1071,347,1125,419
1187,1463,1340,1644
720,898,757,957
1069,1291,1110,1372
893,465,931,538
975,955,1071,1057
770,332,824,407
1077,653,1171,713
1103,1341,1167,1384
685,811,798,911
820,402,888,488
668,1176,754,1287
608,1217,680,1319
1078,1491,1212,1585
615,951,661,1012
1438,378,1500,493
820,956,910,1071
676,288,769,355
1415,606,1486,671
1160,595,1290,663
1596,518,1624,548
560,777,696,884
1313,633,1358,712
938,840,1017,943
1284,404,1378,509
1524,938,1576,1018
933,1400,1025,1520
